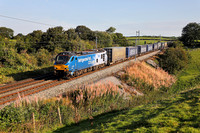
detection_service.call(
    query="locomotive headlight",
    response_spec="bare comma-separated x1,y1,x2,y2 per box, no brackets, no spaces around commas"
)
65,65,69,71
54,67,57,70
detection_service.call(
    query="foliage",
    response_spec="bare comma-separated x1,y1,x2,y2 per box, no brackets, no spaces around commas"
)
96,31,113,47
167,40,184,48
106,27,116,34
181,22,200,46
172,48,200,91
0,83,126,132
158,47,189,74
75,25,95,41
0,25,128,84
40,26,68,52
84,88,200,133
112,33,128,46
0,27,14,38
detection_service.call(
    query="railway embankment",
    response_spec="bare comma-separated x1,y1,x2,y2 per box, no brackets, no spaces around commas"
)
3,48,199,133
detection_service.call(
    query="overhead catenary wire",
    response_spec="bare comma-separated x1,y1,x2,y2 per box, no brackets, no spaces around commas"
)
0,14,57,27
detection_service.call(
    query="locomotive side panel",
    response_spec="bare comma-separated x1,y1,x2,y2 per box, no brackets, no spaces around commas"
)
76,52,107,70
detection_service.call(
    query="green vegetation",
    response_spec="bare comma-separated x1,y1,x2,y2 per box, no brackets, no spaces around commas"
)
126,36,176,45
158,47,189,74
82,88,200,133
173,48,200,91
180,22,200,47
1,22,200,133
0,61,176,133
0,26,128,84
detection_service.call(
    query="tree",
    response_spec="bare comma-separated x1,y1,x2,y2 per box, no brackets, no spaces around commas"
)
158,47,189,74
181,22,200,46
41,26,68,52
0,27,14,38
65,28,79,40
106,27,116,34
167,40,184,48
96,31,113,47
75,25,95,40
112,33,128,46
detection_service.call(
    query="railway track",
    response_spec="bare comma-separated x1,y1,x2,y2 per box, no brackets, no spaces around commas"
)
0,50,162,106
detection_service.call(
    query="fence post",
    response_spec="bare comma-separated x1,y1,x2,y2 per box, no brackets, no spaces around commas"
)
58,107,62,124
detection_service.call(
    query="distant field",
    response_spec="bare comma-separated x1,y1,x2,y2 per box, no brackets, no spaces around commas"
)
126,36,177,45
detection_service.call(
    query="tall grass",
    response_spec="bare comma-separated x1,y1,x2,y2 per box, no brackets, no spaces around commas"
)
0,82,127,132
122,62,176,90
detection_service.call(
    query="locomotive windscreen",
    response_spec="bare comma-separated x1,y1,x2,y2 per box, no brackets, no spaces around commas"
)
55,55,71,64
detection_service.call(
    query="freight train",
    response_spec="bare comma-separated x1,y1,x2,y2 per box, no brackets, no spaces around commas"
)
54,42,167,77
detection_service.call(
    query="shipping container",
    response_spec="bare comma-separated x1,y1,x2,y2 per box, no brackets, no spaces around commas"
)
126,46,138,58
146,44,153,52
164,42,168,47
161,43,165,49
137,45,147,54
158,42,162,49
104,47,126,64
153,43,158,50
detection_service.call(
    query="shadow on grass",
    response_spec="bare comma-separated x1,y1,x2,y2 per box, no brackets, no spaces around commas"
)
53,88,200,133
7,66,53,81
53,109,128,133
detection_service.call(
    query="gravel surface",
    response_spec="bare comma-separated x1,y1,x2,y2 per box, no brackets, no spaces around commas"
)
2,50,161,106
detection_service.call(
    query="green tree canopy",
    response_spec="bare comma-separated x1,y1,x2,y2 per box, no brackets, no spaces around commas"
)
65,28,79,40
106,27,116,34
112,33,128,46
181,22,200,46
96,31,113,47
41,26,68,51
75,25,95,40
0,27,14,38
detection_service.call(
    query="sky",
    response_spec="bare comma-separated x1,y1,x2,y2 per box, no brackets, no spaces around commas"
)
0,0,200,37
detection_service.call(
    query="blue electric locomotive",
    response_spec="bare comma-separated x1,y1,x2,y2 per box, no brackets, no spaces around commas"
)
54,49,107,77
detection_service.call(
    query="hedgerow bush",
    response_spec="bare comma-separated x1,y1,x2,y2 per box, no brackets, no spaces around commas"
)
158,47,190,74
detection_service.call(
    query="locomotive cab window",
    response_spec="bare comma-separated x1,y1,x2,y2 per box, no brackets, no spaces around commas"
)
71,57,74,62
96,59,98,63
56,55,71,64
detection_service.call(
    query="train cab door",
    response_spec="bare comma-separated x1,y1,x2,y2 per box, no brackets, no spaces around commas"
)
69,56,76,72
74,57,78,71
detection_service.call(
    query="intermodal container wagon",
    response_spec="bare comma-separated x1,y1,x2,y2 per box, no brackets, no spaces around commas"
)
137,45,147,54
158,42,162,49
153,43,158,50
126,46,137,58
146,44,153,52
104,47,126,64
